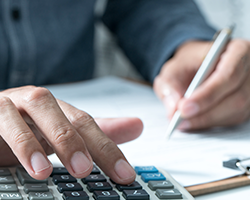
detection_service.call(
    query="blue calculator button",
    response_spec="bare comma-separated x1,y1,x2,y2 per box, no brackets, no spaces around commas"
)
134,166,158,175
141,173,166,183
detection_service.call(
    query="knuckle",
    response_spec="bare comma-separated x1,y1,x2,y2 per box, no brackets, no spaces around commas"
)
11,130,34,149
153,76,162,97
153,75,160,89
24,87,53,105
52,126,78,147
0,96,13,108
96,138,117,156
70,111,95,130
22,85,37,90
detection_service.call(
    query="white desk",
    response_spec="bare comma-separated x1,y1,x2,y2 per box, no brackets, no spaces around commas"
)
47,77,250,199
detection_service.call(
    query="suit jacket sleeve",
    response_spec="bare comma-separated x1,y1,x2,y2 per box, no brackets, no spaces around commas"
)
102,0,216,83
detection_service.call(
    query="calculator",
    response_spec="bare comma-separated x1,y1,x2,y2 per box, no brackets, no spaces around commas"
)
0,165,194,200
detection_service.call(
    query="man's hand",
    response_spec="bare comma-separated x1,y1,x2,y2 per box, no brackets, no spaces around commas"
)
154,39,250,130
0,86,143,185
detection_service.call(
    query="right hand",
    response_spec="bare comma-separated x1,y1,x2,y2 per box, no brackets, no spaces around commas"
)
154,39,250,130
0,86,143,184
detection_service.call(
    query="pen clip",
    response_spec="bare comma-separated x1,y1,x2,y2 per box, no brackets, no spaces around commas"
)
223,157,250,175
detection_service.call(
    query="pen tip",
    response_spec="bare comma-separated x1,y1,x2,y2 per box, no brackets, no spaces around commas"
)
166,111,182,141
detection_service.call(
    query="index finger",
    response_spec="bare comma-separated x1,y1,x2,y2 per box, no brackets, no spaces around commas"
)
58,100,136,185
179,39,250,118
7,86,93,178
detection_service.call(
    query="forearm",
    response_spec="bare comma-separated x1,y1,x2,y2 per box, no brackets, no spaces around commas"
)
102,0,216,82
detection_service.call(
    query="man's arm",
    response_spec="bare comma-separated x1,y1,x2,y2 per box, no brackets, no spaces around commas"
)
103,0,250,130
102,0,215,82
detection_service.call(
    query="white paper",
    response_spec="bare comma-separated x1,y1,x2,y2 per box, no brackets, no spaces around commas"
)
47,76,250,186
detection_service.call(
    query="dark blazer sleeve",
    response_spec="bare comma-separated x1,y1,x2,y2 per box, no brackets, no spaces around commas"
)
102,0,216,83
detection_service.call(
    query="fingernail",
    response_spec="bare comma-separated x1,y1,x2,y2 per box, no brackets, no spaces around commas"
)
114,159,135,180
178,120,191,130
182,102,199,117
31,152,52,174
71,151,91,175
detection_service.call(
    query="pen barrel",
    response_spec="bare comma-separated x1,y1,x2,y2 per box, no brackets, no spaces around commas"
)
184,28,232,98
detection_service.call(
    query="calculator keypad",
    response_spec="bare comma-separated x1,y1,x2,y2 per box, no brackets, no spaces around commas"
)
87,182,112,192
0,176,15,184
0,165,194,200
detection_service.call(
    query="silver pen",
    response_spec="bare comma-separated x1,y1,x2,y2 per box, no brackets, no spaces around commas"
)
166,25,234,141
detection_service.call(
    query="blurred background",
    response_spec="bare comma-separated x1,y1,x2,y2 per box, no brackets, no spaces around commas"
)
94,0,250,81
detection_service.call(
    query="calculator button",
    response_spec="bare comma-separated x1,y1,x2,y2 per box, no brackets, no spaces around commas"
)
91,165,101,174
155,189,182,199
0,169,11,176
87,182,112,192
141,173,166,183
116,181,142,191
81,174,106,184
93,190,119,200
28,192,54,200
23,184,49,194
0,184,18,192
57,183,83,193
51,168,69,176
148,180,174,190
63,191,89,200
0,192,22,200
16,168,48,185
52,175,77,185
0,176,15,184
122,189,149,200
134,166,158,175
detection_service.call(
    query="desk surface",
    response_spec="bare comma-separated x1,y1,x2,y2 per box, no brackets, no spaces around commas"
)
196,185,250,199
47,77,250,199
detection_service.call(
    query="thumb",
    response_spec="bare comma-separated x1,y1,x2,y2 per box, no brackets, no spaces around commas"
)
94,117,143,144
153,41,212,118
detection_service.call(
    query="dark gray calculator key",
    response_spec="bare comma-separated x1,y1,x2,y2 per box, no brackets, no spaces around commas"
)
91,166,101,174
122,189,149,200
116,181,142,191
23,184,49,194
0,176,15,184
0,184,18,192
63,191,89,200
93,190,119,200
87,182,112,192
0,192,23,200
16,168,48,185
51,168,69,176
81,174,106,184
28,192,54,200
148,180,174,191
155,189,182,199
57,183,83,193
0,169,11,176
52,175,77,185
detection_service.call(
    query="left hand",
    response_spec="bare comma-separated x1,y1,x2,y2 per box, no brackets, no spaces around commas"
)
1,116,142,165
153,39,250,130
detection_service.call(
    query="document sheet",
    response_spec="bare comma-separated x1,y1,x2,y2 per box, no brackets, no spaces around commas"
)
47,76,250,186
